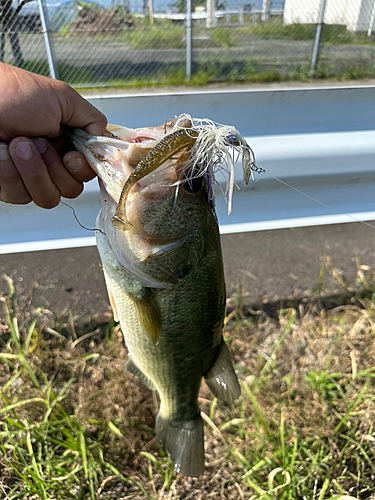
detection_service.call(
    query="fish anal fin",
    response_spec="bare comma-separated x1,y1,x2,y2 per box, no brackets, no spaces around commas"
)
130,289,162,345
204,339,241,404
155,413,204,477
125,358,156,391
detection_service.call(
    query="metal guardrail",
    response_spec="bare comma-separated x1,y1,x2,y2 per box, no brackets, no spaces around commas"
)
0,85,375,254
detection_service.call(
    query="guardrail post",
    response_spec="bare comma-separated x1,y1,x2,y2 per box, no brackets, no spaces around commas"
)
310,0,327,76
37,0,59,79
186,0,192,79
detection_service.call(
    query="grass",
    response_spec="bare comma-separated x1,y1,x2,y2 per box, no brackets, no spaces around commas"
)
22,60,92,85
17,57,375,90
232,16,375,45
53,16,375,48
2,256,375,498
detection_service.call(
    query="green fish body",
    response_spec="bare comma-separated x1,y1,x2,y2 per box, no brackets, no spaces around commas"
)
68,115,243,476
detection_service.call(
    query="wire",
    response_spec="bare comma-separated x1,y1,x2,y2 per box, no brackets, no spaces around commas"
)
60,201,106,235
271,175,375,230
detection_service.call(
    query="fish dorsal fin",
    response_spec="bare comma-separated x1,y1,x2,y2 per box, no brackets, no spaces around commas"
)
130,289,162,345
204,339,241,403
125,358,156,390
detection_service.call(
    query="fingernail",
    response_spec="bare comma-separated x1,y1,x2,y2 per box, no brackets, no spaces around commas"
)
14,141,34,160
0,144,10,161
65,157,85,173
32,137,48,155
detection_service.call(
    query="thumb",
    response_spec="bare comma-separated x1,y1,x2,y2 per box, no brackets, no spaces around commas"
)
59,84,108,136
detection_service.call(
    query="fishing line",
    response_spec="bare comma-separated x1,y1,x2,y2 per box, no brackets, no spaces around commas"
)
270,175,375,231
60,201,106,235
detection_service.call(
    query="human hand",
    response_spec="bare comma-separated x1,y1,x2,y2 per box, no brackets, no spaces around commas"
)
0,63,107,208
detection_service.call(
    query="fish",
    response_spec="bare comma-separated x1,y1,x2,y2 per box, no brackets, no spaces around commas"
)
67,114,261,476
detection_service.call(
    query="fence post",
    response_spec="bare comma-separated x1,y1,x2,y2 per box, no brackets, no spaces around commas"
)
148,0,154,24
186,0,192,79
37,0,59,79
239,4,244,25
0,28,4,63
207,0,216,27
368,0,375,36
310,0,327,76
261,0,271,22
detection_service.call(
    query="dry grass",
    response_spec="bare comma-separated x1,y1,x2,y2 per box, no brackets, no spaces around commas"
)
2,257,375,499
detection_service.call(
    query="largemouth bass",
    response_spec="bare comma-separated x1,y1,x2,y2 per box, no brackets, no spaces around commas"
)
67,115,260,476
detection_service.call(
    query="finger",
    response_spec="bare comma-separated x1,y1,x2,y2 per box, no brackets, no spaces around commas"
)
31,137,84,199
49,134,72,157
9,137,61,209
63,150,97,183
0,142,32,204
58,83,108,136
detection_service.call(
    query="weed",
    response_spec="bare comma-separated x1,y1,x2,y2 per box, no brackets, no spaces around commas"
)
2,260,375,497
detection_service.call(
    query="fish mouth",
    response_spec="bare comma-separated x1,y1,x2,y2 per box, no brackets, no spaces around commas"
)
65,115,193,208
112,128,200,231
66,115,262,230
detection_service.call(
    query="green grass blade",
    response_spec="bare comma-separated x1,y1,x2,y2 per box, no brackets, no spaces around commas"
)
241,382,271,439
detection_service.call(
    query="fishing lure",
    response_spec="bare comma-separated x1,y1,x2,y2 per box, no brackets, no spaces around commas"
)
112,118,263,231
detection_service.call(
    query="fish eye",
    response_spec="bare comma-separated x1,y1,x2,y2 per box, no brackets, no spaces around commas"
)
183,177,203,194
224,133,241,147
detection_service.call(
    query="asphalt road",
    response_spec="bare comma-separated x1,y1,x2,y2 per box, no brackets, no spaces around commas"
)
1,221,375,322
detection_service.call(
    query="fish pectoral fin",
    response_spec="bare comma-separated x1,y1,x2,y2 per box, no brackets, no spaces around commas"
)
204,339,241,404
125,358,156,391
130,288,162,345
103,270,119,322
155,413,204,477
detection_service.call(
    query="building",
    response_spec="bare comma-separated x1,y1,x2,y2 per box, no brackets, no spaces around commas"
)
283,0,375,32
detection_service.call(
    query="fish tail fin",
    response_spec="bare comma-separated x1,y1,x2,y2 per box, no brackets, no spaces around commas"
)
204,338,241,403
155,413,204,476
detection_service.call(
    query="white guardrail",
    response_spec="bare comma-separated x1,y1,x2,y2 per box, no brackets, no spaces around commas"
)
1,86,375,254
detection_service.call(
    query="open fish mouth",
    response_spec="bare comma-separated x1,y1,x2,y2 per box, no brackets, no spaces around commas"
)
66,114,263,229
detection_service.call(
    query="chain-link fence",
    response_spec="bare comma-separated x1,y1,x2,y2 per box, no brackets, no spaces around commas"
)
1,0,375,87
